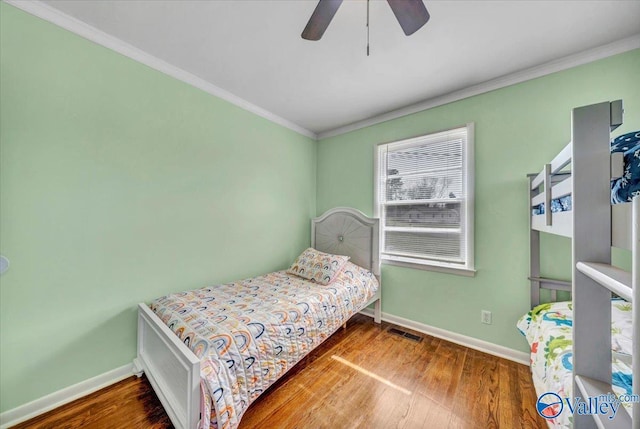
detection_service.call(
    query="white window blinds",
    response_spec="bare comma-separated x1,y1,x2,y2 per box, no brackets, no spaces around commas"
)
375,125,474,272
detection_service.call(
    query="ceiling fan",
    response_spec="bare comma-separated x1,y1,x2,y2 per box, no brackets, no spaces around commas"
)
301,0,430,41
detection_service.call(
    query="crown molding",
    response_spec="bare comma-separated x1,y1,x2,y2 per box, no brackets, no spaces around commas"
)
3,0,318,140
318,34,640,140
6,1,638,142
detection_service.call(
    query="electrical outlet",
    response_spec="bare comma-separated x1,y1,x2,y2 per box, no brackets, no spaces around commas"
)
481,310,492,325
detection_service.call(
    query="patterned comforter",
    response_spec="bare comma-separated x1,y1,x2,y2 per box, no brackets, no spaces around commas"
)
517,300,633,428
150,261,379,429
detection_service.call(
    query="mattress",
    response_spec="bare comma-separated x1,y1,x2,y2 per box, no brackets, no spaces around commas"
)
517,300,633,428
150,261,379,429
532,130,640,215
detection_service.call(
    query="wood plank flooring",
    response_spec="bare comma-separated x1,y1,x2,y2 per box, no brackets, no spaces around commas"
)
12,314,546,429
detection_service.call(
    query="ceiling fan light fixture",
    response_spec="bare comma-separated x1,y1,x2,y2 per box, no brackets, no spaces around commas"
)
301,0,344,41
386,0,430,36
302,0,429,42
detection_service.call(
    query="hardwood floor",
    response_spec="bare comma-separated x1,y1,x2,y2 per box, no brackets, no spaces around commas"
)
12,314,546,429
11,375,172,429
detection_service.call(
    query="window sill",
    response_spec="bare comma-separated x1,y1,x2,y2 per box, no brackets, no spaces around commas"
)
382,258,476,277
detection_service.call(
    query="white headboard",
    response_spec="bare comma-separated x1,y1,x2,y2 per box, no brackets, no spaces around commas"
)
311,207,380,277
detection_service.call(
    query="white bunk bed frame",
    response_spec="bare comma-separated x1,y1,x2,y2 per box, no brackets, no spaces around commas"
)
527,100,639,428
133,207,382,429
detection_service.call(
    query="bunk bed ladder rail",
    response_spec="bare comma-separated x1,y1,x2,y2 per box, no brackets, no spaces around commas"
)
574,199,637,429
528,169,572,307
571,100,636,429
543,163,552,226
634,196,639,428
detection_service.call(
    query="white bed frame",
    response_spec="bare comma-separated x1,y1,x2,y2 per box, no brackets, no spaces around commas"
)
528,100,631,305
312,206,381,323
527,101,639,428
133,207,382,429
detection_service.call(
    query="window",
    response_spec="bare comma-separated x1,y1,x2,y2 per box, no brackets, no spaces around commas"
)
374,124,475,275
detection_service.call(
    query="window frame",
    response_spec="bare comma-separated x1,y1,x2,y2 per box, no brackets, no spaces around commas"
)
373,123,475,277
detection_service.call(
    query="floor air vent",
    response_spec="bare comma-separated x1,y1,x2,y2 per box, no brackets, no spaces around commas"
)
388,327,423,342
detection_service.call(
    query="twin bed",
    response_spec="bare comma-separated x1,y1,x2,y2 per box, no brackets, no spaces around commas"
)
520,100,639,428
133,207,382,429
133,101,638,429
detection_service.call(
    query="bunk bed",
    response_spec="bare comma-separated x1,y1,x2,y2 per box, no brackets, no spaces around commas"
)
133,207,382,429
521,100,639,429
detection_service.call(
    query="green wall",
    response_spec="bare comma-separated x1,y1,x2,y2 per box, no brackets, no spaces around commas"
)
0,3,316,412
317,49,639,352
2,0,639,416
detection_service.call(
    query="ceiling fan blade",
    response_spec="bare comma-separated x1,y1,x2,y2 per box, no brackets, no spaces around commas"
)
301,0,344,41
386,0,430,36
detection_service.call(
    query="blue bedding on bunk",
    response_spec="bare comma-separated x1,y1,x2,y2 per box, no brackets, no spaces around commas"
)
533,130,640,215
611,130,640,203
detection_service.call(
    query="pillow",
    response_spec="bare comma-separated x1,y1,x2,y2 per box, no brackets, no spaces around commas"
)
287,248,350,285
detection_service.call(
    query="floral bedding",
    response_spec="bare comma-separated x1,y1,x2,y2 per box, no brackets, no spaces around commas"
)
517,300,633,428
150,261,379,429
533,130,640,215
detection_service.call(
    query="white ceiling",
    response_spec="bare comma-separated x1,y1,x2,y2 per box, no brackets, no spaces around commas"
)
29,1,640,137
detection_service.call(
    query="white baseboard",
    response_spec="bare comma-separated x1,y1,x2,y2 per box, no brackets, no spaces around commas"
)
359,308,530,366
0,363,133,429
